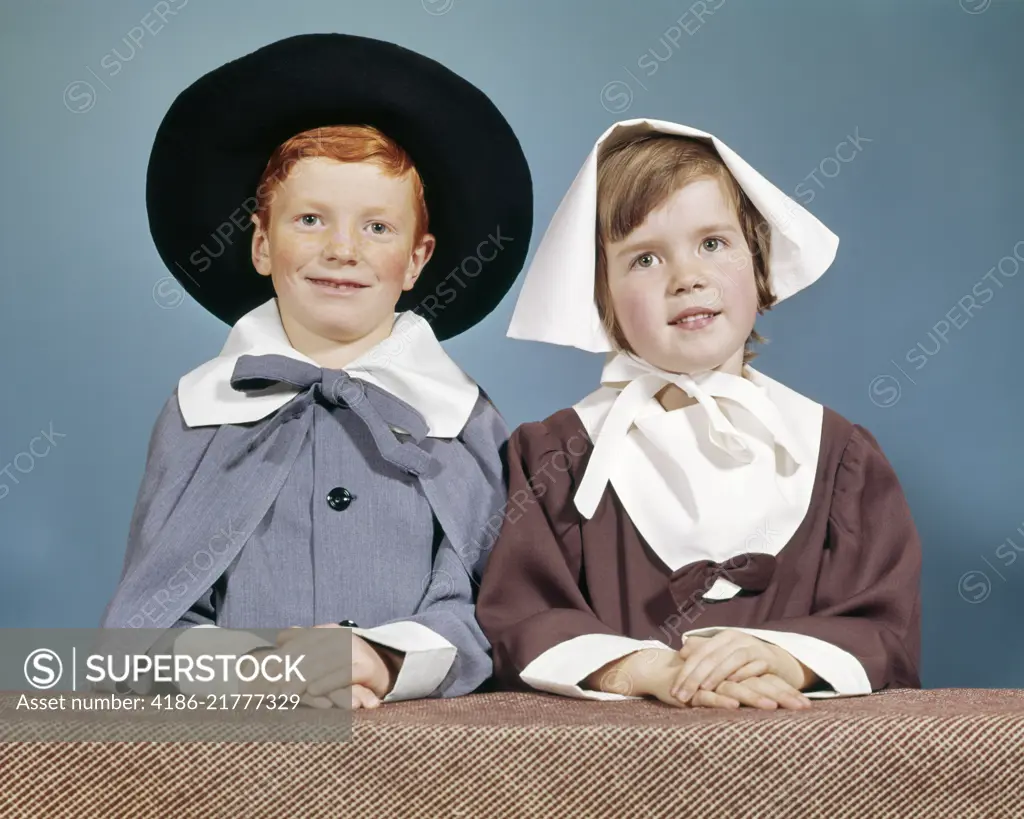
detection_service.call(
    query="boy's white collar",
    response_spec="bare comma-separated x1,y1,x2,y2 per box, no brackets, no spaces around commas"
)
177,299,479,437
506,118,840,352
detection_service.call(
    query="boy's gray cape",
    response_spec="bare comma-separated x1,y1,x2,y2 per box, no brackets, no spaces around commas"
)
99,365,508,665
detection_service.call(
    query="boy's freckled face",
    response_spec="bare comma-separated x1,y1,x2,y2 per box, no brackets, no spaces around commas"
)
605,177,759,376
252,157,434,344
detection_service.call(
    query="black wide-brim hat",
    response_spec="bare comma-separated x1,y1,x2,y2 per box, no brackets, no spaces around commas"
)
146,33,533,340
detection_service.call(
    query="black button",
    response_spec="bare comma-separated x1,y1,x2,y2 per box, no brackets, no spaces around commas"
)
338,620,358,628
326,487,354,511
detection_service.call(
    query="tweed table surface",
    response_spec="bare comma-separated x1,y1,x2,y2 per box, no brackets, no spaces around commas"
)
1,688,1023,818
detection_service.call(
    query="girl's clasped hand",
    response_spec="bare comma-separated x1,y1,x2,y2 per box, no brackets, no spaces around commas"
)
600,630,815,711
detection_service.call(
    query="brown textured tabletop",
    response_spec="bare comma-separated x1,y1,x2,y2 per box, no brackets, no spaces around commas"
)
2,689,1023,818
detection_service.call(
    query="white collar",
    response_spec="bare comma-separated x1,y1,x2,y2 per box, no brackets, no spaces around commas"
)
177,299,479,437
573,353,812,518
507,118,839,352
572,353,822,601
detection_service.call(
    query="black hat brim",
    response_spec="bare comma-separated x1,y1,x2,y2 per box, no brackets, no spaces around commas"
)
146,33,533,340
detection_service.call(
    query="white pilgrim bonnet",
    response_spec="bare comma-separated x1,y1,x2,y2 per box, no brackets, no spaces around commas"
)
507,118,840,352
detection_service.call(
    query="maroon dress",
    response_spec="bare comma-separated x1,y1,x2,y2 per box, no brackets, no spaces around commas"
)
477,405,921,692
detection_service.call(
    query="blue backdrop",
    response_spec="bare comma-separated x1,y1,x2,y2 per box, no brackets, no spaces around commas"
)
1,0,1022,688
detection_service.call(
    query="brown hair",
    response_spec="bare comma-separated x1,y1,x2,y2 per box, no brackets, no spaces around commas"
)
594,134,775,364
253,125,428,241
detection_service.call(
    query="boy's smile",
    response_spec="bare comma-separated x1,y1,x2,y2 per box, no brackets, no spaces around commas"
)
251,156,435,368
605,176,758,377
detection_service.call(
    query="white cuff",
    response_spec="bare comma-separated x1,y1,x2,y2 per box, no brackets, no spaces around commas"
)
520,634,672,701
352,622,456,702
682,626,872,698
172,625,274,695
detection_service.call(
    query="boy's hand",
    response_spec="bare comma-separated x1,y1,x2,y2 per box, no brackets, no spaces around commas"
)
672,630,816,704
275,624,401,700
302,683,381,710
236,646,307,697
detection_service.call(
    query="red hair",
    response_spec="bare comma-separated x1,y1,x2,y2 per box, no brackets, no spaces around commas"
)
253,125,428,240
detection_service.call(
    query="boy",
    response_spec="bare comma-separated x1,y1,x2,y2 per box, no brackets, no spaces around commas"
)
102,33,533,708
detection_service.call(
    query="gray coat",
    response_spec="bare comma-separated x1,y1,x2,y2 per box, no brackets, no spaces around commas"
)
101,355,509,697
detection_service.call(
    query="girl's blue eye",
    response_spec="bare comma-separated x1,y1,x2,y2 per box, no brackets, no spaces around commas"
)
634,253,655,269
370,222,389,235
299,214,320,227
703,238,723,252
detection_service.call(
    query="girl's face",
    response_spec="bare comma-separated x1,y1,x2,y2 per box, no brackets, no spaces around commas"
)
603,176,759,376
251,157,434,351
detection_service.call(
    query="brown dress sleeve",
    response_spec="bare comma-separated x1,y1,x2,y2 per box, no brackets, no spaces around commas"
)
476,418,619,689
757,424,922,690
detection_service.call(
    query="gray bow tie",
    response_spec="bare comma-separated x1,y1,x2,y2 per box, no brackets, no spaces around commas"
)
230,354,432,476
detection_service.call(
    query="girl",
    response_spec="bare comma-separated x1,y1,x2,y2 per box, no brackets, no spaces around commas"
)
477,119,920,710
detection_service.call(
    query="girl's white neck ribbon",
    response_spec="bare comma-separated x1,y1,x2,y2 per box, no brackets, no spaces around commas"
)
573,353,808,519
